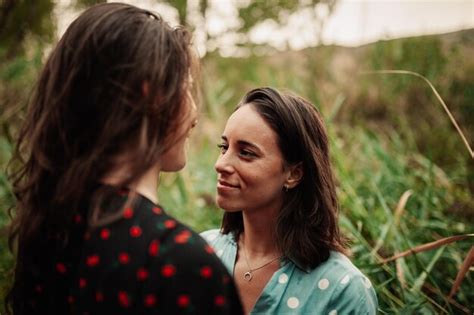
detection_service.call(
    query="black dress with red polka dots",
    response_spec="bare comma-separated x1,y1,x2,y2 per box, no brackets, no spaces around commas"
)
30,190,243,314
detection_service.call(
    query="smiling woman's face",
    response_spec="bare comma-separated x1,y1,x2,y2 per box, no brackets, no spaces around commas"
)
215,104,290,213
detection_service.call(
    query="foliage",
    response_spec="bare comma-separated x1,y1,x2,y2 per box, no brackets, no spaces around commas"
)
165,0,335,53
236,0,335,33
0,0,55,57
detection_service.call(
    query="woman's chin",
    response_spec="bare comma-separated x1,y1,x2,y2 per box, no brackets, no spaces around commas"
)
216,198,241,213
162,160,186,172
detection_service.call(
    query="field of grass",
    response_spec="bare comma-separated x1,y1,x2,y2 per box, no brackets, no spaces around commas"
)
1,30,473,313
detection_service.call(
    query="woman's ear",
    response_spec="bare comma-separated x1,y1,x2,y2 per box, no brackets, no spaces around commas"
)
285,162,303,189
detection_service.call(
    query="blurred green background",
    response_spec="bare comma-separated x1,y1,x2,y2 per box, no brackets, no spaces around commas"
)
0,0,473,313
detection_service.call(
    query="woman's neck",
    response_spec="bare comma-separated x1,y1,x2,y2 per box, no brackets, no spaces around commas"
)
101,160,161,204
241,207,281,258
133,165,160,204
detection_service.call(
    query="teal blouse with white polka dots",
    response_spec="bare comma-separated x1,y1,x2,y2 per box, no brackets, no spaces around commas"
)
201,229,378,315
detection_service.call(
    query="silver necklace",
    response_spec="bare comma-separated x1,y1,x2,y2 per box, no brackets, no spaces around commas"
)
241,240,282,282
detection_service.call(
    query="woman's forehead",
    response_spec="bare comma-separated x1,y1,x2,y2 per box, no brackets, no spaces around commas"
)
224,106,278,147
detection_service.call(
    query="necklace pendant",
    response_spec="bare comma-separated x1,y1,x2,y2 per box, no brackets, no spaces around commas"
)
244,271,253,281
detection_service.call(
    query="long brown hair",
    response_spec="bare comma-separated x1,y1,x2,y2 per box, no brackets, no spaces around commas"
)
221,87,346,270
6,3,197,313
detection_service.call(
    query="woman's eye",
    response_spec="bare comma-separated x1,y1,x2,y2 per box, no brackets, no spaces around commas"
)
217,143,228,153
239,150,256,158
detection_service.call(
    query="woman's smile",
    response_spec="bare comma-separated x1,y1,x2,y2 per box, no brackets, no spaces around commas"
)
217,179,241,193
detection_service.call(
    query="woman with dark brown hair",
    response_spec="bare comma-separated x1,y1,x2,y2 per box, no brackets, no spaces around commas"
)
5,3,242,314
202,87,377,314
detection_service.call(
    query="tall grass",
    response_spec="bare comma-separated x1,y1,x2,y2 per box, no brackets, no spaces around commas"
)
329,127,472,314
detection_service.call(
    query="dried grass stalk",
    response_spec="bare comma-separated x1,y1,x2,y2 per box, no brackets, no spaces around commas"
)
423,283,471,314
394,190,412,226
449,246,474,299
381,234,474,264
395,253,406,288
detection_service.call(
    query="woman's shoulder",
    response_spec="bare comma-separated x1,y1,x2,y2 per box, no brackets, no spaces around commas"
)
200,228,221,238
316,251,375,290
316,251,369,278
134,205,215,260
278,252,377,314
83,194,217,265
200,229,235,249
78,201,242,313
124,193,208,247
307,251,378,314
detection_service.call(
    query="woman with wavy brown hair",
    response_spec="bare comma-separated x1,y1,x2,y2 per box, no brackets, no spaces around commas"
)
202,87,377,314
5,3,242,314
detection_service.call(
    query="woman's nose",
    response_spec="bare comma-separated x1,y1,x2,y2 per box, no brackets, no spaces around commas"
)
215,152,234,174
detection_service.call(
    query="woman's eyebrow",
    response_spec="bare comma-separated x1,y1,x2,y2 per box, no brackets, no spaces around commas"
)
236,140,260,152
221,135,263,154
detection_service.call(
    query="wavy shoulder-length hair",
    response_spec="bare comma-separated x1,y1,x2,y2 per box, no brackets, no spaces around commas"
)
221,87,346,270
6,3,197,313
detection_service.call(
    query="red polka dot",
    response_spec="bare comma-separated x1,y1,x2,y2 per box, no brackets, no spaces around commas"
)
79,278,87,288
95,291,104,302
86,255,100,267
130,226,142,238
148,240,160,257
144,294,156,307
118,252,130,264
118,291,130,308
215,295,226,306
205,245,214,254
74,214,82,224
161,264,176,277
152,207,162,215
164,220,176,229
100,228,110,240
67,295,75,304
123,207,134,219
200,266,213,279
56,262,67,274
175,230,191,244
137,267,149,281
177,295,190,308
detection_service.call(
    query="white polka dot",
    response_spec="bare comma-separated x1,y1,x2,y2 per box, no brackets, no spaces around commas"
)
216,249,224,257
364,278,372,289
329,310,338,315
206,233,217,241
341,275,350,284
287,297,299,309
318,278,330,290
278,273,289,284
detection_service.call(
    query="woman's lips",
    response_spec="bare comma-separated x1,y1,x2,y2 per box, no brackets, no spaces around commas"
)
217,180,240,192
